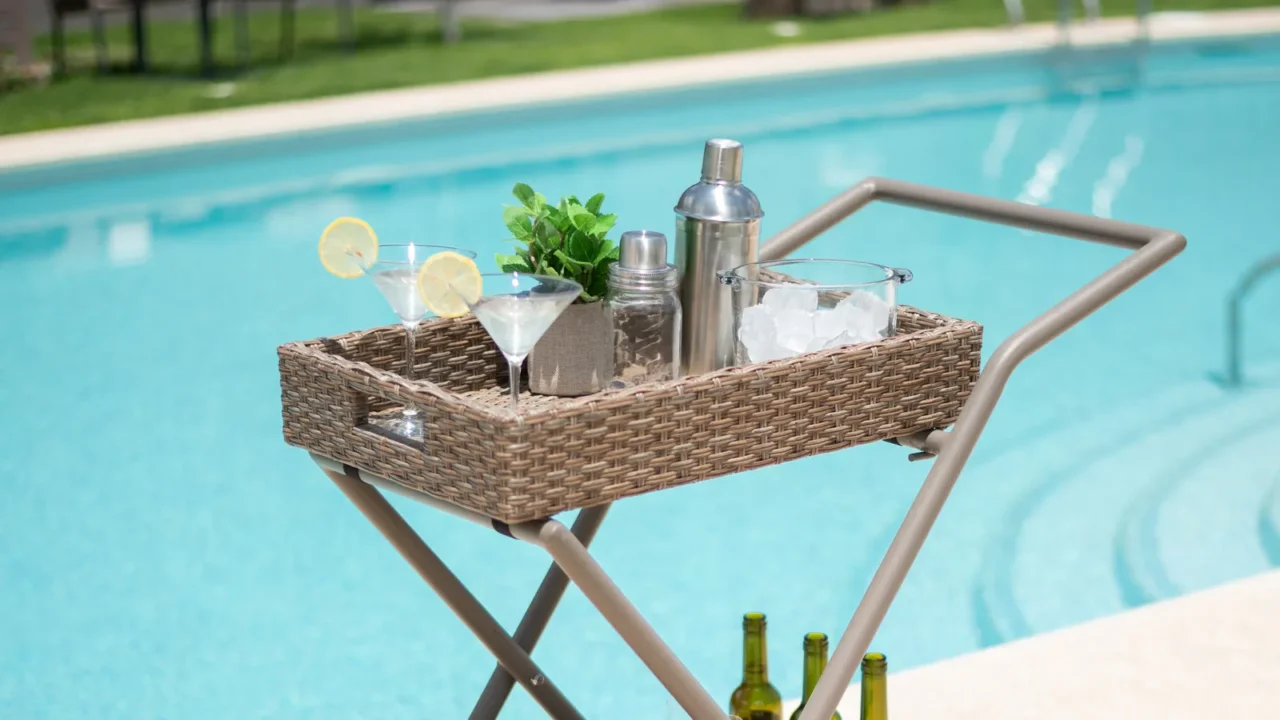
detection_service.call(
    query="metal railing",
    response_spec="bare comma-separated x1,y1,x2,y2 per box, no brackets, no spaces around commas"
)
1223,255,1280,387
1052,0,1154,39
1057,0,1102,28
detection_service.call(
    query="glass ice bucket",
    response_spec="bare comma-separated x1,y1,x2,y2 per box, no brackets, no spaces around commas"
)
718,258,913,366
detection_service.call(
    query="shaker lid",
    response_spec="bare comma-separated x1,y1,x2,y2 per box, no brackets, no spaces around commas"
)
701,138,744,183
618,230,668,271
675,139,765,223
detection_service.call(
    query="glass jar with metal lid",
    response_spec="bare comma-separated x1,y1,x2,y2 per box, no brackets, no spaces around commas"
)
606,230,682,388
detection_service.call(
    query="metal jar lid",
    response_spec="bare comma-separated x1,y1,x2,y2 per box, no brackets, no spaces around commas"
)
618,230,668,271
611,230,677,290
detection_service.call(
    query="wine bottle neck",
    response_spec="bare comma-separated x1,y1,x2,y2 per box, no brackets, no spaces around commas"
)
801,647,828,701
743,628,769,683
860,674,886,720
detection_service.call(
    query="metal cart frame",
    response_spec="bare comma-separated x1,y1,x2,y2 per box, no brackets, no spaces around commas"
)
306,177,1185,720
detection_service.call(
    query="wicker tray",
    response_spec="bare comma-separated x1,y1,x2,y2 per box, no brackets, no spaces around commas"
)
279,305,981,522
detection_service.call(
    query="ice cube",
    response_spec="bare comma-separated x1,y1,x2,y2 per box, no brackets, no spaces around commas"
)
738,304,777,360
749,340,791,363
832,300,859,333
823,332,856,350
812,308,846,342
834,291,892,340
805,336,830,353
852,312,879,343
762,286,818,313
741,303,774,334
846,290,891,334
773,308,814,355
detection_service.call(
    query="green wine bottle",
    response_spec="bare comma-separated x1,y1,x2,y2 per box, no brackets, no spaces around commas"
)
729,612,783,720
859,653,887,720
789,633,842,720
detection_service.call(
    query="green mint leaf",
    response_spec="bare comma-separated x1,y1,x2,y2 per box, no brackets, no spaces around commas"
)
503,205,533,239
593,213,617,236
497,184,617,302
554,249,591,270
534,219,559,249
568,205,596,233
567,230,595,260
587,271,610,300
592,238,617,264
594,252,614,278
495,253,532,274
512,183,537,210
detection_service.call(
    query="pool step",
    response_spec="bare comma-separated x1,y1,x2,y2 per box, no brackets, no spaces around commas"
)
972,376,1280,644
1257,471,1280,567
1115,393,1280,606
968,378,1227,644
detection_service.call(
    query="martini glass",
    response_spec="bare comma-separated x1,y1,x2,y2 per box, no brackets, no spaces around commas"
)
366,243,476,439
459,273,582,414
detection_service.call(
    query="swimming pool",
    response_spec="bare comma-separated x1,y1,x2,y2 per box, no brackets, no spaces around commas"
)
2,32,1280,719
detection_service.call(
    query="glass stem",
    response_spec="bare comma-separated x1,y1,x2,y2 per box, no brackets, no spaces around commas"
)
403,322,419,418
507,358,522,413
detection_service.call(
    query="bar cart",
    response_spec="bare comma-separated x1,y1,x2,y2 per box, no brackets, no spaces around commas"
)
278,177,1185,720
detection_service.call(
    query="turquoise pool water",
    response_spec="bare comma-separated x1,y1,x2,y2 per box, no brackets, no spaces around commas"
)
2,35,1280,719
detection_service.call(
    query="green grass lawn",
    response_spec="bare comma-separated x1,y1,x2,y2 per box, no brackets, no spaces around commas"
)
1,0,1275,135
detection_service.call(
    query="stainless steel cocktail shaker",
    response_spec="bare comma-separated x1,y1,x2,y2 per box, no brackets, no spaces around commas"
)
674,139,765,373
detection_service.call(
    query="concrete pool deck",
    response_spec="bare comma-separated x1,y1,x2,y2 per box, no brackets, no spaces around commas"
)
3,7,1280,172
780,569,1280,719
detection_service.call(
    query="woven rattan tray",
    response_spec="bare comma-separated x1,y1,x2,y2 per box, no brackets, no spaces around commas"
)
280,301,982,523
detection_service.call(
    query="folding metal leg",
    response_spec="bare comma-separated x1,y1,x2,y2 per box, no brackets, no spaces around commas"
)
323,467,585,720
316,455,727,720
512,519,726,720
470,505,610,720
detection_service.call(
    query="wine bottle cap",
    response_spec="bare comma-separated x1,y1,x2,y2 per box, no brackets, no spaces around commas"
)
803,632,829,650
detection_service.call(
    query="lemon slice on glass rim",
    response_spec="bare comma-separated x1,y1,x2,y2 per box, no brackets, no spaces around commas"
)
319,217,378,278
416,251,482,318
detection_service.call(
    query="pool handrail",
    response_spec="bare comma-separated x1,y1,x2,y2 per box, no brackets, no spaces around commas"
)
1222,254,1280,388
760,177,1185,720
1054,0,1152,40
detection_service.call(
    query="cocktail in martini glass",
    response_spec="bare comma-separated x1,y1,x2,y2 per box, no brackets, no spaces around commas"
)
319,218,478,440
430,272,581,414
366,244,476,438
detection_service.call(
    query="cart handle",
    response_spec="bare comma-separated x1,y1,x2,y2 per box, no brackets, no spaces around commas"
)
763,177,1186,720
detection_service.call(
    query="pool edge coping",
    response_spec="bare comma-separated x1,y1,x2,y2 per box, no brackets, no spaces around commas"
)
781,568,1280,718
3,7,1280,173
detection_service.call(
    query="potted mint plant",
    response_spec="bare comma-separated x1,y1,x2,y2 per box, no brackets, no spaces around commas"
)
496,183,619,396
